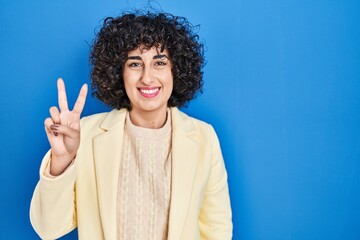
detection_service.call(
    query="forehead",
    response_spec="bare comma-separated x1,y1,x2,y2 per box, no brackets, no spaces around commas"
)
127,45,169,57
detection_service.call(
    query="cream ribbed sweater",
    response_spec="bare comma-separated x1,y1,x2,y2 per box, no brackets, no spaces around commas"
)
117,112,172,240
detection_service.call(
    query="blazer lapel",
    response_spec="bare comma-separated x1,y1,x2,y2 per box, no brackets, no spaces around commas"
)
93,109,127,239
168,108,200,240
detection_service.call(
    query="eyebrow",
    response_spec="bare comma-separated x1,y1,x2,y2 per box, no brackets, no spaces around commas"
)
126,54,169,61
153,54,169,60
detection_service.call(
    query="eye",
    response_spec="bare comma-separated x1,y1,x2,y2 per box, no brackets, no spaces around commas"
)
128,62,142,68
155,61,167,66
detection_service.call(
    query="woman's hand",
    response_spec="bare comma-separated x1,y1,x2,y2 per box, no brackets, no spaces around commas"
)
44,78,88,176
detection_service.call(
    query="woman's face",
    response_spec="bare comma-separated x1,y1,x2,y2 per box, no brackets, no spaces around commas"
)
123,46,173,116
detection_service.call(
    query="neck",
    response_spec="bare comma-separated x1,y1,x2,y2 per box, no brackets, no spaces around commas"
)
129,108,168,129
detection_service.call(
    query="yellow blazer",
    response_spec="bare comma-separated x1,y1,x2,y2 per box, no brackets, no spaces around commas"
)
30,107,232,240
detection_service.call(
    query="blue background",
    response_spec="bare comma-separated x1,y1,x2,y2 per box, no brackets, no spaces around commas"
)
1,0,360,239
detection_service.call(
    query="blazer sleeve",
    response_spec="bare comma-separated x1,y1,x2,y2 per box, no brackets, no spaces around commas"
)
199,125,233,240
30,150,77,240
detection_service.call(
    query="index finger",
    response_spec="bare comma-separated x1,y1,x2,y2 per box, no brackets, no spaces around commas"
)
57,78,69,111
72,83,88,114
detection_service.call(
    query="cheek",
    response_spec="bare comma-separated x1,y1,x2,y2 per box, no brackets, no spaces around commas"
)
122,71,129,87
123,72,137,89
123,78,135,99
165,70,174,87
169,76,174,91
123,78,130,92
166,79,174,98
168,77,174,89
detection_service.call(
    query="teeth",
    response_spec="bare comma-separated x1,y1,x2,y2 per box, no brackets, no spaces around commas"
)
140,88,159,94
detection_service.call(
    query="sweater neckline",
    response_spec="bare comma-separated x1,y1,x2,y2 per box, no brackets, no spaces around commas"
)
125,109,172,140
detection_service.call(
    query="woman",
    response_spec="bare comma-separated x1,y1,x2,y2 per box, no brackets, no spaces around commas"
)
30,12,232,240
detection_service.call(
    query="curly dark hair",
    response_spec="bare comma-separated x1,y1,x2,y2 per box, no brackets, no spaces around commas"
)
90,11,205,110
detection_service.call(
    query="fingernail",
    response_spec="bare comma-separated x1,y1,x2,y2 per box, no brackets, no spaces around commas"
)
50,125,58,130
54,132,58,137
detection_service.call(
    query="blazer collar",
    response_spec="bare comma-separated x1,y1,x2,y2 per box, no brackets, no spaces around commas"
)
99,108,127,131
93,107,200,239
98,107,198,134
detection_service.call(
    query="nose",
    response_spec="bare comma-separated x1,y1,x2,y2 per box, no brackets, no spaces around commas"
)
140,66,153,85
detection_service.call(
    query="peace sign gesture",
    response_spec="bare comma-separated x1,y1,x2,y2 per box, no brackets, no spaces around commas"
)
44,78,88,176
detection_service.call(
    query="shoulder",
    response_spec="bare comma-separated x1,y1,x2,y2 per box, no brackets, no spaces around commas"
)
79,112,108,130
80,112,109,124
80,108,128,133
171,107,217,141
171,107,210,126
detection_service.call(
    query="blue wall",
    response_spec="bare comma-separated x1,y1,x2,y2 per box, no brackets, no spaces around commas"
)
1,0,359,239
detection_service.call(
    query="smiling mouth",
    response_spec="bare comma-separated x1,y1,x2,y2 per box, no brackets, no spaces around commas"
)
138,87,160,98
